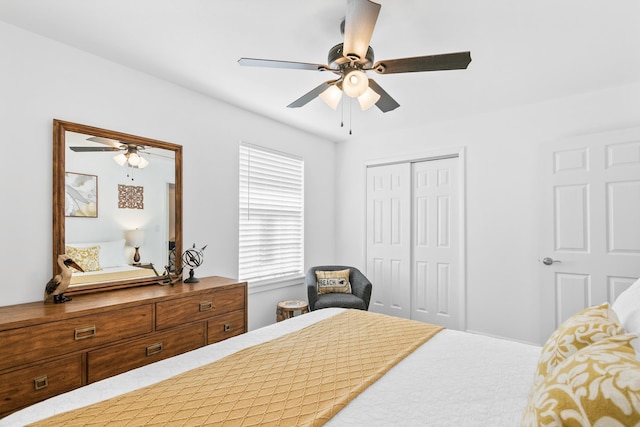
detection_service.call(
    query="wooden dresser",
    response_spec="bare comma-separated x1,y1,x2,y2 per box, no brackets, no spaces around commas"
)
0,276,247,417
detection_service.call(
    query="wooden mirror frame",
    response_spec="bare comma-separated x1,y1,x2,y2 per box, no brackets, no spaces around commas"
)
53,119,183,293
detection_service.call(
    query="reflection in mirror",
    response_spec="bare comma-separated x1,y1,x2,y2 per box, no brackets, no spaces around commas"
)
53,120,182,293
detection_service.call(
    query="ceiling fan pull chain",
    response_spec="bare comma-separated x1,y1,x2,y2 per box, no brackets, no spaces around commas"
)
349,97,353,135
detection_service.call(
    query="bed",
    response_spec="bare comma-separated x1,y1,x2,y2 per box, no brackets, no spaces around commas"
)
3,284,640,426
0,308,540,426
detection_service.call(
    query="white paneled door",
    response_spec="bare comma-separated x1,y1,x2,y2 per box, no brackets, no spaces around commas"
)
367,156,463,330
366,162,412,318
411,158,461,328
540,127,640,340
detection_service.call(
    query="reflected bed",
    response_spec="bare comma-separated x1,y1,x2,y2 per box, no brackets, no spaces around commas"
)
69,265,157,286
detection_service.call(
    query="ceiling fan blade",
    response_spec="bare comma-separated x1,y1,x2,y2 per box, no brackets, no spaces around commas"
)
373,51,472,74
238,58,329,71
86,136,122,147
70,146,122,152
367,79,400,112
287,80,338,108
343,0,381,61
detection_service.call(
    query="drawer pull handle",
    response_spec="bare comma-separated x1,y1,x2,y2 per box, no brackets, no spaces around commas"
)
146,342,164,357
74,325,97,340
199,301,213,312
224,323,231,332
34,375,48,390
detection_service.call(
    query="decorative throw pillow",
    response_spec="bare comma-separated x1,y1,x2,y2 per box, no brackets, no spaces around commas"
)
523,334,640,427
613,277,640,334
316,269,352,294
533,303,624,386
65,245,101,272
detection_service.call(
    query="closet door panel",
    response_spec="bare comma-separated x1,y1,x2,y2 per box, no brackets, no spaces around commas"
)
366,163,411,318
411,158,461,328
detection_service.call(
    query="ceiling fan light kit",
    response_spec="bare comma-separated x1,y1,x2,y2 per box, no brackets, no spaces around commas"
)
113,150,149,169
238,0,471,116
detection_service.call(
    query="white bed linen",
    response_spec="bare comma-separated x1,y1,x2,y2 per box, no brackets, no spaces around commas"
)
0,308,540,426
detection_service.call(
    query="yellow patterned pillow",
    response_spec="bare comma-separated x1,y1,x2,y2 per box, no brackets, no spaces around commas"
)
533,303,623,386
523,334,640,427
316,269,352,294
65,245,101,272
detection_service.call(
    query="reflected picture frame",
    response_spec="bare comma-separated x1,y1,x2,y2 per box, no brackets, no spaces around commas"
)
65,172,98,218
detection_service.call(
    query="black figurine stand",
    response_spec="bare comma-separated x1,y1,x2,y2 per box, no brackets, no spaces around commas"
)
184,268,199,283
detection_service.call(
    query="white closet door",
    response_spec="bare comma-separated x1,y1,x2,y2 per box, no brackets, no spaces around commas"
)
366,156,464,329
539,127,640,340
366,163,411,318
411,158,462,329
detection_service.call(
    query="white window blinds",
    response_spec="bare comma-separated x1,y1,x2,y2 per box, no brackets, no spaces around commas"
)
239,143,304,283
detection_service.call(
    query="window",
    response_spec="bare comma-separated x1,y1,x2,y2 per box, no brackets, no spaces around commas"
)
239,142,304,284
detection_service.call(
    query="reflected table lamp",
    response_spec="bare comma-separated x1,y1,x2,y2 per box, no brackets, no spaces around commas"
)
126,229,145,265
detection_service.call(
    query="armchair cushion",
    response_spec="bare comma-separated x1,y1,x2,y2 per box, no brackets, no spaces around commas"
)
316,269,352,294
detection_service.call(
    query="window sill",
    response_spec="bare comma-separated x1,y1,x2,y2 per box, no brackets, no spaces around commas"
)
246,276,305,294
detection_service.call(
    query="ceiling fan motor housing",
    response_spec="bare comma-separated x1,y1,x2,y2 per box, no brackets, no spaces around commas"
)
328,43,374,70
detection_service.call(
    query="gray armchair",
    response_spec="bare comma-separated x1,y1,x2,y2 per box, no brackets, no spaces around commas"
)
306,265,372,311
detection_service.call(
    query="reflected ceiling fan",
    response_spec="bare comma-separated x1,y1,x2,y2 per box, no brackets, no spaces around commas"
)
70,136,151,168
238,0,471,113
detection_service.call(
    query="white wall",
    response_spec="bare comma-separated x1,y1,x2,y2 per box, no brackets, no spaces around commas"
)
334,82,640,345
0,21,336,330
4,19,639,343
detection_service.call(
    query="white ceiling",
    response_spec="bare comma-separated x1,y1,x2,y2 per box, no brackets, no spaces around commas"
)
1,0,639,142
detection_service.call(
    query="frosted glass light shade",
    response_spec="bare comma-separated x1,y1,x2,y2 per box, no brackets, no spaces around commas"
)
319,85,342,110
127,152,141,166
358,86,381,110
342,69,369,98
138,156,149,169
113,153,127,166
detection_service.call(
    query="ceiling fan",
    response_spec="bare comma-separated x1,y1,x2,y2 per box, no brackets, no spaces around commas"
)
238,0,471,113
70,136,150,168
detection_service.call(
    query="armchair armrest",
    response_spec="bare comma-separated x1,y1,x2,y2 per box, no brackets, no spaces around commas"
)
306,268,319,310
349,268,372,310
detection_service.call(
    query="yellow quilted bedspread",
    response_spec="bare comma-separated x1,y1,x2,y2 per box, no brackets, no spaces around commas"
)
31,310,443,427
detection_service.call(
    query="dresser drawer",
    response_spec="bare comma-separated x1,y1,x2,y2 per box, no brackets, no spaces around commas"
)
0,354,83,416
208,309,246,344
0,305,153,372
156,286,245,330
87,323,206,383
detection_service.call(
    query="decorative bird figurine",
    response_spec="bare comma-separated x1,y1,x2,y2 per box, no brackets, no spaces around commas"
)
44,254,84,303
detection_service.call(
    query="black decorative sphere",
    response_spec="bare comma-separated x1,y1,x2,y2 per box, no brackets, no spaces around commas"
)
182,244,206,283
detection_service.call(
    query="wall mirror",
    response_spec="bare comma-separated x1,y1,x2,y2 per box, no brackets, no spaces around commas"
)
53,119,182,293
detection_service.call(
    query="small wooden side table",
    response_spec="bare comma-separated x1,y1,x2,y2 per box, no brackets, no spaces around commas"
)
276,300,309,322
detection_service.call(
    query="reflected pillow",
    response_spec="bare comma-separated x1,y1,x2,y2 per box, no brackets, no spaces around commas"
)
67,239,127,268
533,303,623,386
316,269,352,294
523,334,640,427
65,245,101,272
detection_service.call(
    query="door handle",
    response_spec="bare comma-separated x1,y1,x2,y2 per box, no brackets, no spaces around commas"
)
542,257,561,266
